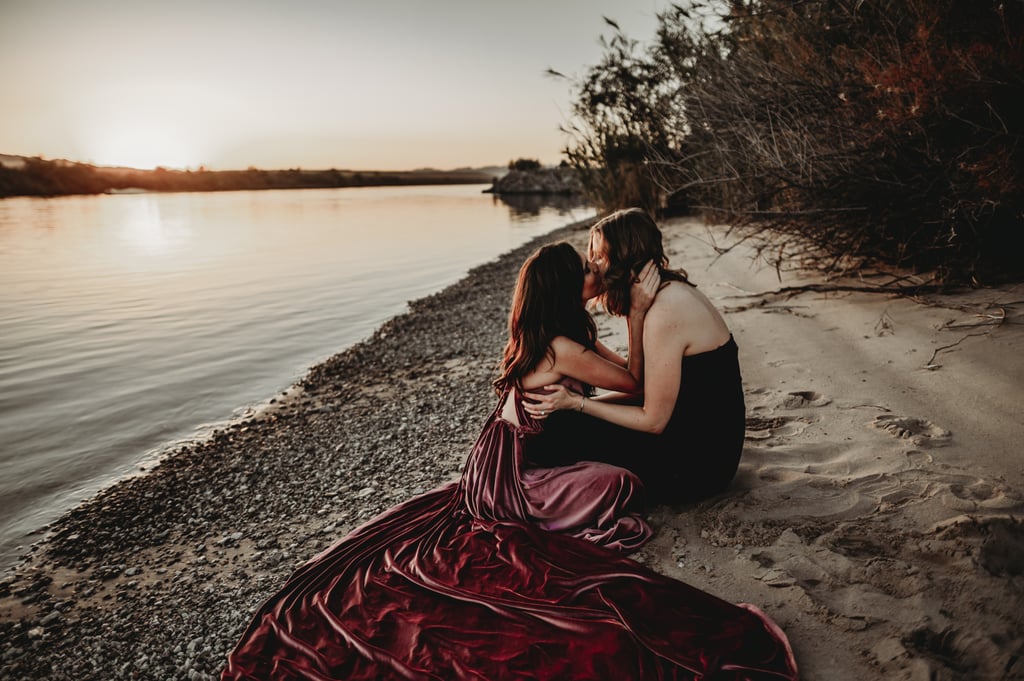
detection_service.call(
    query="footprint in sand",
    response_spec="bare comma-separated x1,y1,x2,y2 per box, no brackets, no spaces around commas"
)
745,415,792,431
904,450,933,467
871,415,951,447
942,476,1024,513
925,515,1024,578
902,625,1022,681
780,390,832,409
745,414,815,441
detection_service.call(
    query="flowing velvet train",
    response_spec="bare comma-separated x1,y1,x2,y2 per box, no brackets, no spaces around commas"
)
222,392,798,680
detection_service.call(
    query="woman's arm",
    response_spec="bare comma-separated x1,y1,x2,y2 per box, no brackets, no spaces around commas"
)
588,261,658,367
526,296,687,433
545,336,640,393
524,260,659,395
547,262,659,393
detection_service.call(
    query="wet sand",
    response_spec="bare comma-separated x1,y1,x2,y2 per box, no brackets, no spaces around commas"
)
1,217,1022,680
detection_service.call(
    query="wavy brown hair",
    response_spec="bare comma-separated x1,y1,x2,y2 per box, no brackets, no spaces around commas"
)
591,208,690,317
493,242,597,394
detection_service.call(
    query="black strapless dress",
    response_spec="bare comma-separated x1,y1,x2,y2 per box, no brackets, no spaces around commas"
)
529,336,746,504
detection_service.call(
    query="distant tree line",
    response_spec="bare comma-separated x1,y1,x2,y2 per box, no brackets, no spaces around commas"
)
507,158,572,172
0,158,111,196
560,0,1024,284
508,158,543,172
0,159,494,199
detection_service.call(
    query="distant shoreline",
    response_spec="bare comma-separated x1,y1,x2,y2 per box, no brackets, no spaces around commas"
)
0,155,502,199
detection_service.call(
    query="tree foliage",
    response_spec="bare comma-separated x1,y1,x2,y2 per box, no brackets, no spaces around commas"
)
508,158,543,171
562,0,1024,283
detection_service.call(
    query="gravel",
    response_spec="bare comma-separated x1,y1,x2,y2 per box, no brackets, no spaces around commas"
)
0,219,593,680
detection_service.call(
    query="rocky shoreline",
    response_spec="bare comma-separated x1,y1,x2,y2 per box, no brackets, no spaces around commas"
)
0,219,594,680
484,166,582,195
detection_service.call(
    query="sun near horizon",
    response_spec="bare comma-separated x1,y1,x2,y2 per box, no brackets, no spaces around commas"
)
83,122,207,171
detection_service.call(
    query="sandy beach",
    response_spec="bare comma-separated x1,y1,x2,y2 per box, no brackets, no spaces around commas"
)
1,216,1021,680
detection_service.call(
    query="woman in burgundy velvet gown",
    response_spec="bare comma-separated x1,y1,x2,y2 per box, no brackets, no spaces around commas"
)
221,243,798,680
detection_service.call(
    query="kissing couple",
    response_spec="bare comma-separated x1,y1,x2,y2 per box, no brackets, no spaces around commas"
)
222,209,798,680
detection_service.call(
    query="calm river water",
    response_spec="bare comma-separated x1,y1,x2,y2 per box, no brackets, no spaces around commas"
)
0,184,593,570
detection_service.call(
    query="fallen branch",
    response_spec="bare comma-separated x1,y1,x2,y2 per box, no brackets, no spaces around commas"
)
837,404,892,412
923,331,991,369
721,298,810,314
722,282,948,300
941,308,1007,330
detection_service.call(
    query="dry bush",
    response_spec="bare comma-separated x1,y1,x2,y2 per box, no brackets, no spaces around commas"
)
562,0,1024,284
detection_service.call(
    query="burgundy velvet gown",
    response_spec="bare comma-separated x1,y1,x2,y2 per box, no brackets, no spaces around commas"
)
221,390,798,680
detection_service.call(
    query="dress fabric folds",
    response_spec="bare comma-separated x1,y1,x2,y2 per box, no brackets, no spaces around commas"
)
222,390,798,680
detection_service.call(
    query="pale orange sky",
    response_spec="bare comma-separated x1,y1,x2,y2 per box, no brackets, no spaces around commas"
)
0,0,670,171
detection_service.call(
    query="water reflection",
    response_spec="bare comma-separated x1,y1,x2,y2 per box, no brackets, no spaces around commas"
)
117,195,192,261
0,184,595,570
491,192,591,222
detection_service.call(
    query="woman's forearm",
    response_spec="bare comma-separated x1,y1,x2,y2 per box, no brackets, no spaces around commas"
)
580,395,666,434
625,313,645,386
622,262,659,386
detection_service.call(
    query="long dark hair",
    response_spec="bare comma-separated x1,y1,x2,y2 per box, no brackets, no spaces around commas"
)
493,242,597,394
591,208,690,317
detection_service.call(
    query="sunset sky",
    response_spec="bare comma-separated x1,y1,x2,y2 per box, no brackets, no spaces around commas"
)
0,0,669,171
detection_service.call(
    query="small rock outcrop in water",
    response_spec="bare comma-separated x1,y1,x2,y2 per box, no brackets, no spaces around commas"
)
484,167,582,195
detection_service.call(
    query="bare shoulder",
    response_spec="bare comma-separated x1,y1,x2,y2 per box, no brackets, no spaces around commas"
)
549,335,585,357
643,286,690,349
647,281,702,323
646,281,730,353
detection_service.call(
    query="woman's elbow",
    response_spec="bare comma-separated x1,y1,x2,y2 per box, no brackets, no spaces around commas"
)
616,376,642,394
640,414,670,435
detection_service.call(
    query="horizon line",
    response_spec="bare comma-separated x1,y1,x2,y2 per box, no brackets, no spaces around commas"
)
0,152,556,175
